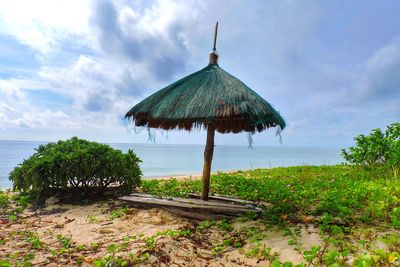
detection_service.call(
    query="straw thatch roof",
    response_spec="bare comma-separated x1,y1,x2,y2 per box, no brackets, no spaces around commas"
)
126,63,285,133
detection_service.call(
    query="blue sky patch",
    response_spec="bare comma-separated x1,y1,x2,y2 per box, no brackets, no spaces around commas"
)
24,89,74,109
0,33,39,79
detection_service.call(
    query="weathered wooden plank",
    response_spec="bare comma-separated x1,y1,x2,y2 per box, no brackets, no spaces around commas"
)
138,192,271,207
171,197,251,208
129,193,160,198
119,195,261,217
120,196,252,212
128,193,256,209
187,193,254,204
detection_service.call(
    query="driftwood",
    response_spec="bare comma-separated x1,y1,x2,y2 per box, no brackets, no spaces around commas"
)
119,193,262,220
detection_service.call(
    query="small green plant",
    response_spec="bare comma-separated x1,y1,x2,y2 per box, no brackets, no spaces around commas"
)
92,242,132,267
0,190,10,207
91,242,100,251
245,242,279,261
144,229,192,250
0,192,30,223
122,235,137,242
75,256,84,266
7,214,17,221
110,207,128,220
323,249,349,266
12,194,29,208
0,260,12,267
86,214,98,223
261,247,280,262
26,232,42,249
217,219,234,231
240,226,267,243
390,207,400,228
76,244,86,251
57,234,72,249
303,246,321,264
285,226,302,252
144,235,157,249
196,220,216,230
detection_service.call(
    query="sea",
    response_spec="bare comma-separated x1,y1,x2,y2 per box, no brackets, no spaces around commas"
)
0,141,343,189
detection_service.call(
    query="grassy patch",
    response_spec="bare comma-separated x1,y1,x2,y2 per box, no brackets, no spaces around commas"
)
141,165,400,227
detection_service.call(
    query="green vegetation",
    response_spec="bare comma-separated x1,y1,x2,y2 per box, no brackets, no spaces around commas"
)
110,207,128,220
86,214,98,223
0,189,29,222
142,165,400,228
342,122,400,177
9,137,142,196
57,234,72,249
26,231,42,249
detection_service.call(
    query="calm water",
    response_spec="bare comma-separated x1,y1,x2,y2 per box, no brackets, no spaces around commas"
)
0,141,343,189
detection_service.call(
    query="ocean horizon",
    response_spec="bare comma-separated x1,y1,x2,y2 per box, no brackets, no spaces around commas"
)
0,140,343,189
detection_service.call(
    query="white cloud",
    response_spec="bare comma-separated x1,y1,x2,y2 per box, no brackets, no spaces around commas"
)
0,80,74,129
38,55,139,113
0,0,91,54
0,80,24,101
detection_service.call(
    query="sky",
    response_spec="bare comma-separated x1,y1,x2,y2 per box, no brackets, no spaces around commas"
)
0,0,399,148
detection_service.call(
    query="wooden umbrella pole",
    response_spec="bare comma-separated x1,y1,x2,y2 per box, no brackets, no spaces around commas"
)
201,123,215,201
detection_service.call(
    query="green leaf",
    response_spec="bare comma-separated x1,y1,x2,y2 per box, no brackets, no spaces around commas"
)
0,260,12,267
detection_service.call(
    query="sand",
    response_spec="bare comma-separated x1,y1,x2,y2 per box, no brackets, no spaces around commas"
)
0,197,322,266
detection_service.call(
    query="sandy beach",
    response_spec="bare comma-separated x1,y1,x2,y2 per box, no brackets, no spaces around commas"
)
1,195,321,266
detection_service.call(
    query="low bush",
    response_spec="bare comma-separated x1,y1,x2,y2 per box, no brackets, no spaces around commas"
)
342,122,400,176
9,137,142,196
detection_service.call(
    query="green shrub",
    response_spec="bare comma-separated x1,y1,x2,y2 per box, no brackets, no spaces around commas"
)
9,137,142,196
342,122,400,175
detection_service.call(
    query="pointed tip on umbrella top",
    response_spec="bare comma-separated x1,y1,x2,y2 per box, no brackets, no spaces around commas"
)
213,21,218,52
209,21,219,65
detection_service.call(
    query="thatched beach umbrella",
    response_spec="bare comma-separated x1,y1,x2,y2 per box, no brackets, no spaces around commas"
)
126,23,285,200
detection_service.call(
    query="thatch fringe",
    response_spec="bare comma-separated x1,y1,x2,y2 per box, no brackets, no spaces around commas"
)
126,113,282,134
126,64,285,134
